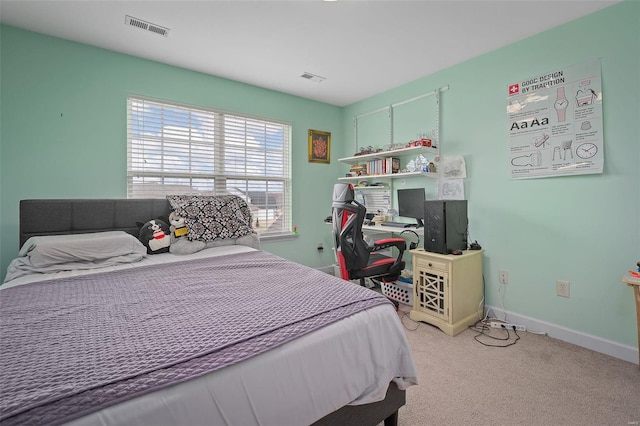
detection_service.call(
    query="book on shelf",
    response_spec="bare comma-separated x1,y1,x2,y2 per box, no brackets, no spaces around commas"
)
387,157,400,174
363,157,401,175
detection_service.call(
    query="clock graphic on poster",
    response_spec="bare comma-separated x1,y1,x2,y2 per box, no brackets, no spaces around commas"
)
576,142,598,159
554,87,569,122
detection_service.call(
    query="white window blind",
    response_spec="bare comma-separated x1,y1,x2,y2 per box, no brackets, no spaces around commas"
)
127,96,292,237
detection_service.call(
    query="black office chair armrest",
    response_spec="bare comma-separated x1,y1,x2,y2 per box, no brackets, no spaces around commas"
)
371,237,406,275
372,237,406,251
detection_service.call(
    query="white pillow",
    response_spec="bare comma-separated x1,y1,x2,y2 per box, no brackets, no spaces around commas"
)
20,231,147,267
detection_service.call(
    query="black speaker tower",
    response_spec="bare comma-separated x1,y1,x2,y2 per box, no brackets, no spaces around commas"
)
423,200,468,254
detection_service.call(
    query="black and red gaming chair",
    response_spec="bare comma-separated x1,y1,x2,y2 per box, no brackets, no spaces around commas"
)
332,183,406,286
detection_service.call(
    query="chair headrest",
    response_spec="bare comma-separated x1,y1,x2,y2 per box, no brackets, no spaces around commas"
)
333,183,354,203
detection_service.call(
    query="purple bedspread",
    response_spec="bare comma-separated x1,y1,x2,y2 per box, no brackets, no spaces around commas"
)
0,250,391,425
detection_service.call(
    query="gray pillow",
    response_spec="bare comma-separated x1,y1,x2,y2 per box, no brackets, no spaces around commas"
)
21,231,147,267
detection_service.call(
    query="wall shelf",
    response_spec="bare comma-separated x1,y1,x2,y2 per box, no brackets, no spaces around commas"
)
339,86,447,194
338,170,437,182
349,185,389,190
338,146,438,165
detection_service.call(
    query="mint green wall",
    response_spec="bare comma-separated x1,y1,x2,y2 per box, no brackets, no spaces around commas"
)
1,3,638,350
342,2,639,347
0,25,343,279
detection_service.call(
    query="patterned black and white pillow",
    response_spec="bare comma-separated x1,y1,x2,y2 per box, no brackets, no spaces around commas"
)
167,195,253,242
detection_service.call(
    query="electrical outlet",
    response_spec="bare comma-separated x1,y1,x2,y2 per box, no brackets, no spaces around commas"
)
557,280,570,298
490,321,526,331
498,269,509,284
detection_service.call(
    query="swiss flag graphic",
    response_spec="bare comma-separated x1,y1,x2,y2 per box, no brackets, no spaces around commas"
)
508,84,520,95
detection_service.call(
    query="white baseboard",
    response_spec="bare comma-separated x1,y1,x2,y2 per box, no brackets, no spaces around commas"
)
485,304,638,365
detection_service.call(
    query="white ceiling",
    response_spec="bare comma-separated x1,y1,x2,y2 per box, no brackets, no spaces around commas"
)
0,0,619,106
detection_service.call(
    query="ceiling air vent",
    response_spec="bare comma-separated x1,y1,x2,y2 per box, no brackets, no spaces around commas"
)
125,15,170,37
300,72,326,83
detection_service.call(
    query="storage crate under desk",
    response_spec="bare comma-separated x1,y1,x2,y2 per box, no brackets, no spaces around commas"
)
381,280,413,306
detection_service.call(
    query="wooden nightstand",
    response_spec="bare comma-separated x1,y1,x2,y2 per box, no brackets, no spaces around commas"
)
621,272,640,368
409,249,484,336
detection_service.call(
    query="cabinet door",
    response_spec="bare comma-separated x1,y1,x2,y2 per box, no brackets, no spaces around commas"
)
414,267,449,322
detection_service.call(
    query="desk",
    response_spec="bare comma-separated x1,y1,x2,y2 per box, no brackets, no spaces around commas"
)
362,224,424,235
621,272,640,368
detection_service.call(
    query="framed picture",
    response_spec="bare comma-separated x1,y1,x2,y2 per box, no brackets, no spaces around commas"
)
308,129,331,164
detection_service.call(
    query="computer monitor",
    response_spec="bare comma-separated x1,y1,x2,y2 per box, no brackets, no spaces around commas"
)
397,188,426,227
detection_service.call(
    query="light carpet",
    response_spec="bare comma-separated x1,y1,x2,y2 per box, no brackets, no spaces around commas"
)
394,306,639,426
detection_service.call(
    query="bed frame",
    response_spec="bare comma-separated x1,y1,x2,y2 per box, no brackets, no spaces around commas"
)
18,198,406,426
19,199,173,247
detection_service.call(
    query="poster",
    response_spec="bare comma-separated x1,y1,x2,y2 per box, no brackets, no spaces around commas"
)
438,155,466,200
507,59,603,179
440,155,467,179
438,179,465,200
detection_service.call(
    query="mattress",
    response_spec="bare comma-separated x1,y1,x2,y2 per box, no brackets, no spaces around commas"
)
1,246,418,426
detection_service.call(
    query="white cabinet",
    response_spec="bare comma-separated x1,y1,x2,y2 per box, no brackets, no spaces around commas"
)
409,249,484,336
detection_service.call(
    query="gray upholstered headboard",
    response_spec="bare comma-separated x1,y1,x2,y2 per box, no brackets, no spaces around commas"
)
19,199,172,248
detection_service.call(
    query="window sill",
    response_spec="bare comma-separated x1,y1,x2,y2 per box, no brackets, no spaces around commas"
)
260,233,300,243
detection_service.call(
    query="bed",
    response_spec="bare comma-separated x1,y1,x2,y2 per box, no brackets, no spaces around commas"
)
0,198,418,426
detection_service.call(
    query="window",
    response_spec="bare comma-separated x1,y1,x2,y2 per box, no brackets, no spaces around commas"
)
127,96,291,238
